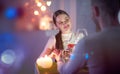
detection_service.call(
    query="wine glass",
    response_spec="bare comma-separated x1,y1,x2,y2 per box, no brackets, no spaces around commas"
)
75,28,88,37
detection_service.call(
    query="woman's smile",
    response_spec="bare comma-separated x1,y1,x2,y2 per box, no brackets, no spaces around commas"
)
64,24,70,30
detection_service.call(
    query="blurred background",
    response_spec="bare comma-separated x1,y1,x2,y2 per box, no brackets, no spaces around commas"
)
0,0,120,74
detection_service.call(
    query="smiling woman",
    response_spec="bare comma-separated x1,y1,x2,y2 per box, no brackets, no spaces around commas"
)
35,10,86,74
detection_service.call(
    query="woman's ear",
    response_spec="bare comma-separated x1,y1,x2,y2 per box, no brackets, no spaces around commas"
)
92,6,99,17
92,6,101,32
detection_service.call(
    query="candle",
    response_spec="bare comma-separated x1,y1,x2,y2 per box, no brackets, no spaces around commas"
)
36,55,53,68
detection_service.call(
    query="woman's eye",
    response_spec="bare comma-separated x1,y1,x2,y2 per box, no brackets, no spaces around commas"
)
59,22,63,24
57,18,69,25
66,19,69,22
64,19,69,23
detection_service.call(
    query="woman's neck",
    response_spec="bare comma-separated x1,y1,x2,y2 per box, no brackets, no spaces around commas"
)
62,30,72,34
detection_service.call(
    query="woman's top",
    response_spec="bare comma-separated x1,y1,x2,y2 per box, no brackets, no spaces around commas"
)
40,31,85,62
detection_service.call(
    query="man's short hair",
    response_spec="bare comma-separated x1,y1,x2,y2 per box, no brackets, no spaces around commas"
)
91,0,120,18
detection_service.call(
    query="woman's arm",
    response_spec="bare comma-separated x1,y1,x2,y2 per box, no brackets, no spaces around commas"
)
35,36,56,74
40,36,56,57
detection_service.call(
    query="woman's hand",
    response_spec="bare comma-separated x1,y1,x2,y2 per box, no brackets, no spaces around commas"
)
51,49,63,62
48,49,60,60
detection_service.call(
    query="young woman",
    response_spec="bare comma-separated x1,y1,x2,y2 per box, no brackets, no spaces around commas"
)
40,10,84,62
36,10,85,73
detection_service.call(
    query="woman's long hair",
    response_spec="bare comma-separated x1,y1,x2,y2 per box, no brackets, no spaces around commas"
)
53,10,69,50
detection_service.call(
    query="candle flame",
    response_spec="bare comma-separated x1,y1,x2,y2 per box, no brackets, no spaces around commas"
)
36,55,53,68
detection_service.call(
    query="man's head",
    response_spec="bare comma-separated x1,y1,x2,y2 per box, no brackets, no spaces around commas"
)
91,0,120,31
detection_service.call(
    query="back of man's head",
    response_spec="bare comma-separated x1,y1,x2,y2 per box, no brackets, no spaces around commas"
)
91,0,120,18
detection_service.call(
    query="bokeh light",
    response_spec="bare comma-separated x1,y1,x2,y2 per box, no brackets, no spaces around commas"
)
39,21,46,30
31,18,36,22
85,53,89,60
35,0,39,3
37,2,42,7
41,5,46,11
34,10,39,15
70,54,75,60
26,24,34,31
39,15,51,30
46,1,52,6
24,2,29,7
4,7,17,19
1,49,16,65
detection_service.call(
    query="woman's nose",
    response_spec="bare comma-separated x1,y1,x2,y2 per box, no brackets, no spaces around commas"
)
62,22,67,26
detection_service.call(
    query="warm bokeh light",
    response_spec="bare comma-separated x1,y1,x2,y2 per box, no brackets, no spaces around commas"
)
39,15,51,30
41,5,46,11
39,21,47,30
35,0,39,3
37,2,42,7
46,1,52,6
26,24,34,31
24,2,29,7
34,10,39,15
31,18,36,22
41,21,46,26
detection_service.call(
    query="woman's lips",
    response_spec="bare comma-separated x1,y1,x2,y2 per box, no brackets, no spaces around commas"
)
64,24,69,29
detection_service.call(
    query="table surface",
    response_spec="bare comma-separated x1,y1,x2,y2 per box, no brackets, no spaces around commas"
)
37,62,88,74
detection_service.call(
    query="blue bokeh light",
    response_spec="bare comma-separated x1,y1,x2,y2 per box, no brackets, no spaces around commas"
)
1,49,16,65
70,54,75,60
4,7,18,19
85,53,89,60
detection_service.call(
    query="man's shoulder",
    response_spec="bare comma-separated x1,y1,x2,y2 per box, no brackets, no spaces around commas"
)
85,27,120,45
85,32,101,42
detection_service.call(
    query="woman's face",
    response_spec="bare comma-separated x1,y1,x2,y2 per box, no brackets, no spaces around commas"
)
56,14,72,34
